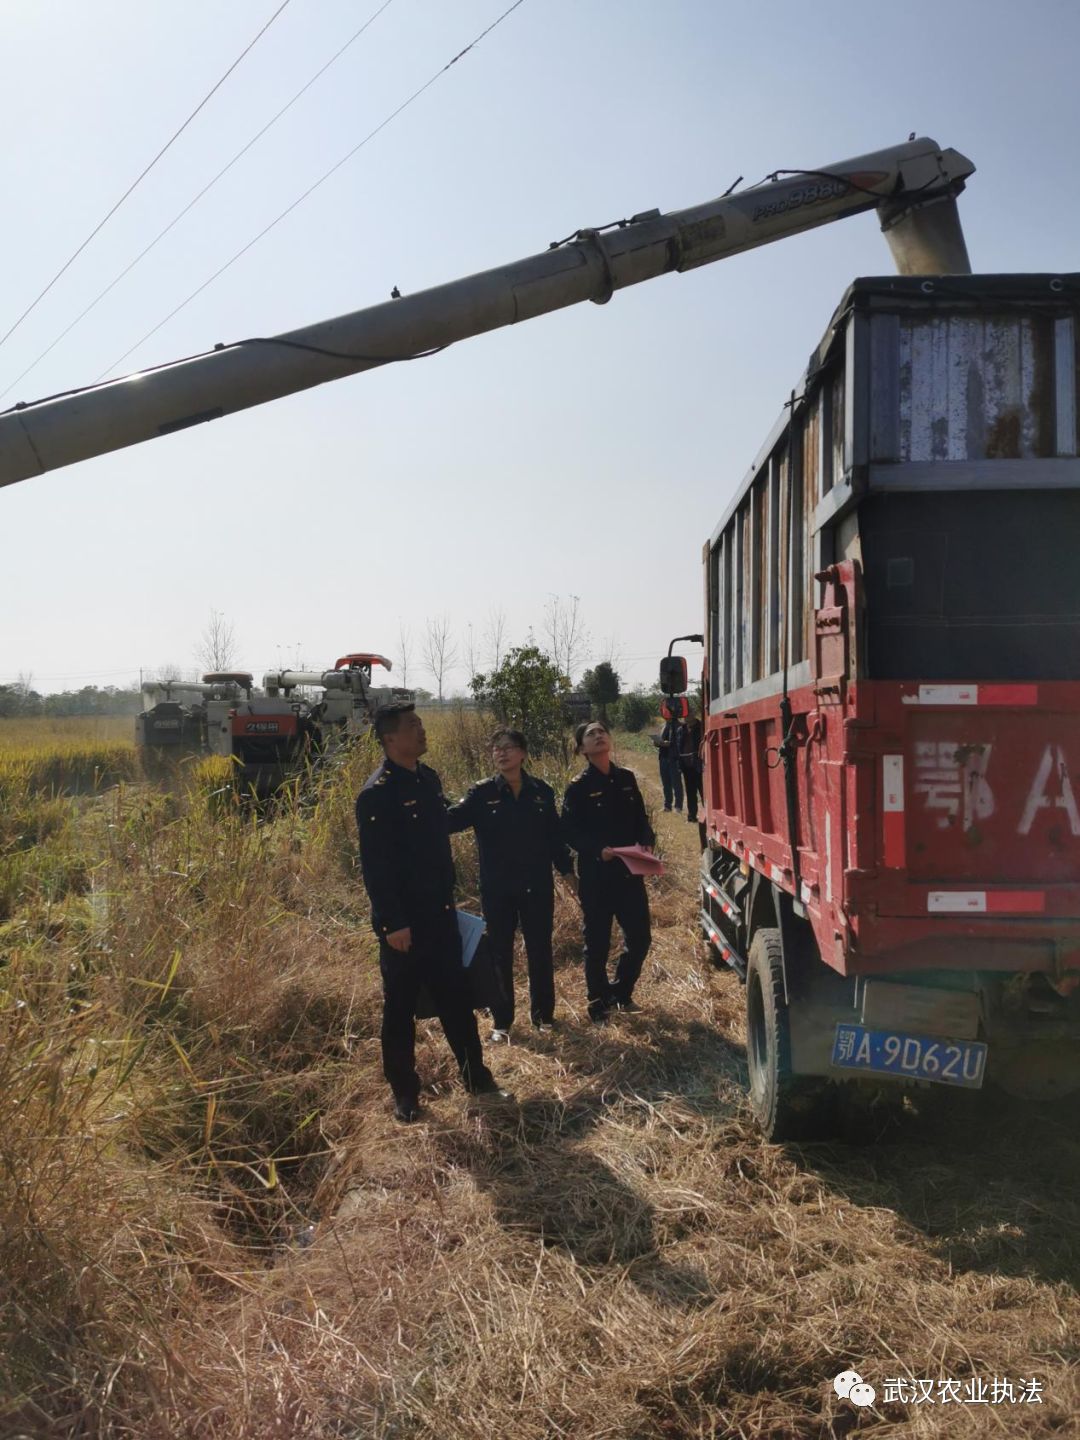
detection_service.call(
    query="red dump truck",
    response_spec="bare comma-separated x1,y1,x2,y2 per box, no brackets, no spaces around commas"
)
664,272,1080,1136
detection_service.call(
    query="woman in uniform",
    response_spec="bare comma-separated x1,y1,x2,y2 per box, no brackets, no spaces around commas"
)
447,727,574,1039
561,720,655,1021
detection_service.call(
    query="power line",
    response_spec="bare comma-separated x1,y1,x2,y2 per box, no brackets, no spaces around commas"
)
0,0,292,356
0,0,395,404
98,0,530,381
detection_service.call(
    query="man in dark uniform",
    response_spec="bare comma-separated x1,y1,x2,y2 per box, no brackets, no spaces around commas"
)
678,702,704,824
356,702,503,1122
654,711,685,812
448,727,576,1039
561,721,655,1021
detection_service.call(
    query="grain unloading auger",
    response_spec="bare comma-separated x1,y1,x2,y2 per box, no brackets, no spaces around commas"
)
0,137,973,488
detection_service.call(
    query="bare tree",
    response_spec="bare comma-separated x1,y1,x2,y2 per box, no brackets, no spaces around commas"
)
484,605,508,672
396,618,412,687
423,615,459,703
463,623,480,685
597,633,625,669
196,609,238,674
154,661,185,684
543,594,589,684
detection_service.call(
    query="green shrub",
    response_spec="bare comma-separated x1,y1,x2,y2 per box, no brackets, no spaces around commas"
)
614,690,656,733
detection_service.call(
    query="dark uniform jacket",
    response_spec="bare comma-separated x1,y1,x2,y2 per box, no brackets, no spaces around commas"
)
356,758,456,940
561,762,656,884
447,772,572,897
679,717,703,769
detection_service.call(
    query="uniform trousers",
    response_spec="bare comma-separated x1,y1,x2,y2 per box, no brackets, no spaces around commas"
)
483,884,556,1028
659,755,684,811
580,869,651,1013
681,761,702,822
378,911,491,1101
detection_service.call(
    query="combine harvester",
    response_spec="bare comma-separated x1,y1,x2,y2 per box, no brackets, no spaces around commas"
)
137,653,410,793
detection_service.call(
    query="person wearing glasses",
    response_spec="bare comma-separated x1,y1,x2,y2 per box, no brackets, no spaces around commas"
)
447,727,576,1039
561,720,655,1022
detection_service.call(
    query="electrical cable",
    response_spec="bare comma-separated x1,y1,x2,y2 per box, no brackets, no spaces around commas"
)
0,0,395,404
1,332,447,418
751,166,891,198
0,0,292,355
227,335,447,363
96,0,530,381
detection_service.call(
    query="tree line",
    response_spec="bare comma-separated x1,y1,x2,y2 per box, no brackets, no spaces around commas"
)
0,682,143,718
4,597,669,734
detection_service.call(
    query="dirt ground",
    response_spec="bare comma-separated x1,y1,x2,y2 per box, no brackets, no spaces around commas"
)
278,743,1079,1439
11,730,1075,1437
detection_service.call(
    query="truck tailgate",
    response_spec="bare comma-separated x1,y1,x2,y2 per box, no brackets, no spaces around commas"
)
877,684,1080,913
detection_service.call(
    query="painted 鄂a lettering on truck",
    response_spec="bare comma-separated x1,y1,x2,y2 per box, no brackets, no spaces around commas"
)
667,274,1080,1138
1019,745,1080,837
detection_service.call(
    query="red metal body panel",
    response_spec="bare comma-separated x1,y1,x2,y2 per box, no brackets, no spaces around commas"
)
334,653,390,671
702,562,1080,980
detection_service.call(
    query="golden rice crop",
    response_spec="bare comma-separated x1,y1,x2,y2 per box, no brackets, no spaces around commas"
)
0,716,134,749
0,719,138,802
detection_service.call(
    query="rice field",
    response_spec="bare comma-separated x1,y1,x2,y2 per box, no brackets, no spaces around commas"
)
1,710,1077,1437
0,715,138,803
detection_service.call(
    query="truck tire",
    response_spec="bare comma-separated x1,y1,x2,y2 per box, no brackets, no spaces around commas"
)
745,928,831,1141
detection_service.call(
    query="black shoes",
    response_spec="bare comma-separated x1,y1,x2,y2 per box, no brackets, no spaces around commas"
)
393,1078,513,1116
588,992,643,1021
466,1072,514,1100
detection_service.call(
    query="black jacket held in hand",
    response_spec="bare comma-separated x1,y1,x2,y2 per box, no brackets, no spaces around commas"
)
561,762,655,882
356,758,456,939
447,772,573,896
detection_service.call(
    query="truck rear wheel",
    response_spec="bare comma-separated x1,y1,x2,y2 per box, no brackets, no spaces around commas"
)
746,928,832,1141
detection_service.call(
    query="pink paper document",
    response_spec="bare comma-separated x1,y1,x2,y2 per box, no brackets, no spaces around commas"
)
610,845,664,877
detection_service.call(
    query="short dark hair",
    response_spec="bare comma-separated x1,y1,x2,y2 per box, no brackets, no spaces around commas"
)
490,727,527,752
574,720,609,753
373,701,415,743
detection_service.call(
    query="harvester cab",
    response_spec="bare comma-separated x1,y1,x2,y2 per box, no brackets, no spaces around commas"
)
262,653,398,742
332,653,412,715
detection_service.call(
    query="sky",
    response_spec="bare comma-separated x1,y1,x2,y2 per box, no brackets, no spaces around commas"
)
2,0,1078,697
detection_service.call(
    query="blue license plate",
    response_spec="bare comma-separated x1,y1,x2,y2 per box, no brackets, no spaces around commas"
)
831,1024,987,1089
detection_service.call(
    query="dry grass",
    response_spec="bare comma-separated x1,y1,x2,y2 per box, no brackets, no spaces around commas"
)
2,716,1078,1437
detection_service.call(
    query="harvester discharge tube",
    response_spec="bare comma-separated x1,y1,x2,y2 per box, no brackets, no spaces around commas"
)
0,137,973,489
